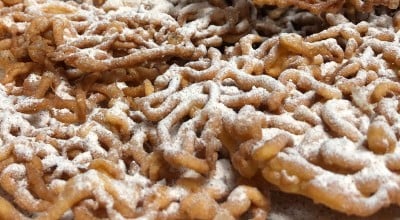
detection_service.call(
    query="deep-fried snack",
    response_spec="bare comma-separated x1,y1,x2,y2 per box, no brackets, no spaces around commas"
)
252,0,400,14
252,0,346,14
1,0,400,219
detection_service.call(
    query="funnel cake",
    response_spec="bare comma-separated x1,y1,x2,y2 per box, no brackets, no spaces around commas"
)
0,0,270,219
1,0,400,219
258,12,400,217
252,0,400,13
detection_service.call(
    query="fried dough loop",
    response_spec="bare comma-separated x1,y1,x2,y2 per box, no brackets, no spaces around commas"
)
253,0,400,14
1,0,400,219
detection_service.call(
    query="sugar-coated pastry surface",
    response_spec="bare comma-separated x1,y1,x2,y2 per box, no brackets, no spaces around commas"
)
0,0,400,219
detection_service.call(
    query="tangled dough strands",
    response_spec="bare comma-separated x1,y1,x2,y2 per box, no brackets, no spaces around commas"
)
253,0,400,14
0,82,271,219
253,0,347,15
2,0,400,218
123,8,400,215
171,0,257,46
0,0,274,219
252,6,400,217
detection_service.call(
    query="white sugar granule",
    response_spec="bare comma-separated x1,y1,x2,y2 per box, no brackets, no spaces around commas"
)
1,163,26,177
162,202,180,215
41,154,79,176
15,96,44,109
167,186,188,201
49,179,66,192
206,159,235,195
227,186,247,202
25,73,41,85
83,130,108,158
320,61,338,77
72,170,101,192
24,111,52,128
13,143,33,161
72,151,93,168
116,82,128,90
55,80,75,100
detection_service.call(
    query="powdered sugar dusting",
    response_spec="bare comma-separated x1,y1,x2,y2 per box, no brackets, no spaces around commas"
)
1,0,400,218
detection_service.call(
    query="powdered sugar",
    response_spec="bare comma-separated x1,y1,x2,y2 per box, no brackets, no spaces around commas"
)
206,159,235,195
14,96,44,110
13,143,34,161
1,163,26,178
1,0,400,218
55,80,75,100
